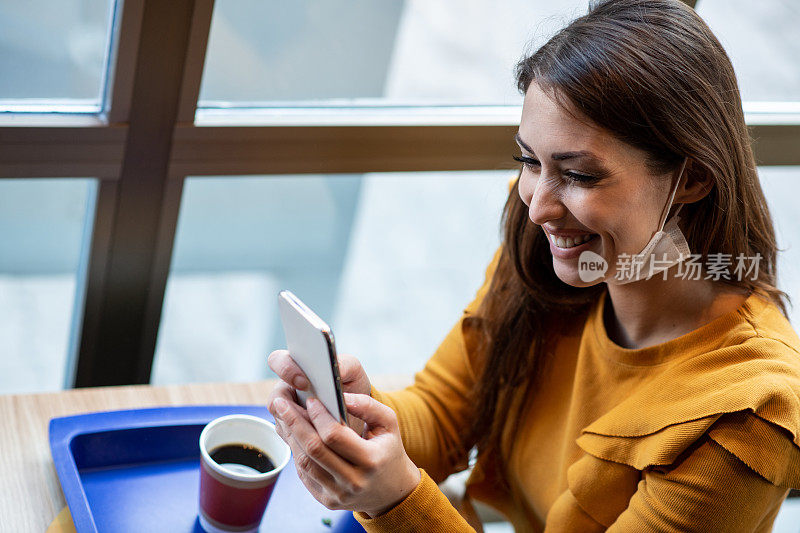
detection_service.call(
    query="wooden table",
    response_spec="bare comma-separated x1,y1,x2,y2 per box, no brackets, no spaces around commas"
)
0,376,411,533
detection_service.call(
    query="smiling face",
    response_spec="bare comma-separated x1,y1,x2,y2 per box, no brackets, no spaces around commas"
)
517,83,678,287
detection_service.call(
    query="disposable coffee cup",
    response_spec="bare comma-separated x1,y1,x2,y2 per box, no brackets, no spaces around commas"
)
198,414,291,533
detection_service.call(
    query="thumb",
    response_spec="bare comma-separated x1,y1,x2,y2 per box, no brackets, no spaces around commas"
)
343,393,396,433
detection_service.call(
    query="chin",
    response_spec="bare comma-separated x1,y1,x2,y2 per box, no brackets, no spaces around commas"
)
553,260,604,288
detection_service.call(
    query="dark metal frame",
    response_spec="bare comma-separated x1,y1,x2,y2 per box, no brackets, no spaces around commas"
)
71,0,199,386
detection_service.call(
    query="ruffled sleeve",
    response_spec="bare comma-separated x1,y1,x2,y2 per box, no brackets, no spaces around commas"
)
707,410,800,488
606,433,790,532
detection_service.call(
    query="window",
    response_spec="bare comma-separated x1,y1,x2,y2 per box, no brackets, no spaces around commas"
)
0,179,95,393
0,0,115,112
0,0,797,392
697,0,800,102
760,166,800,328
198,0,589,108
152,171,512,384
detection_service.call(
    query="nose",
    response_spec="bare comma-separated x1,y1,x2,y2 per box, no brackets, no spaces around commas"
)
527,173,567,226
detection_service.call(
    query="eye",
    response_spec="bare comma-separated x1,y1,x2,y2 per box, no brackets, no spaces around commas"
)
513,155,540,171
564,171,599,184
514,156,600,185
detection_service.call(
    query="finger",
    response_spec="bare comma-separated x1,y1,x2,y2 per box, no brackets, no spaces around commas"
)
275,409,330,477
336,353,362,383
277,415,337,496
267,382,299,412
295,453,345,511
295,456,325,497
273,397,356,483
270,393,311,426
343,393,397,435
268,385,305,424
268,350,310,390
296,451,338,490
306,398,371,465
290,443,336,498
278,418,354,510
274,418,295,445
275,416,315,461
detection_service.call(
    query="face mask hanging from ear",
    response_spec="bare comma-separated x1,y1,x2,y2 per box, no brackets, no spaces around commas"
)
606,158,691,285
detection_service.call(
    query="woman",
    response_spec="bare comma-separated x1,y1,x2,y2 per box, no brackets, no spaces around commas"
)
267,0,800,530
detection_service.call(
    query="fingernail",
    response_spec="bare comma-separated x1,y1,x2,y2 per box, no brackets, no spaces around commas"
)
273,397,288,416
293,376,309,389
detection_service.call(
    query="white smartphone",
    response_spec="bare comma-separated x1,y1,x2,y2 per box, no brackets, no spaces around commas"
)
277,290,348,424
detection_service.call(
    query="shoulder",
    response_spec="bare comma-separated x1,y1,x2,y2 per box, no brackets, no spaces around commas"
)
740,291,800,358
696,293,800,399
668,290,800,398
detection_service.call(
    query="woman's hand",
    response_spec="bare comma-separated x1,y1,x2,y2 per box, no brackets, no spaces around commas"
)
266,350,371,436
269,392,421,518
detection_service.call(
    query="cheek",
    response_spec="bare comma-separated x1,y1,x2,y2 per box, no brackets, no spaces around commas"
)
518,172,535,206
564,190,604,228
568,194,626,248
591,206,643,254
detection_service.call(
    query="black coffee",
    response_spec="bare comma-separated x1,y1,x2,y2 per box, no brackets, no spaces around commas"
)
209,443,275,474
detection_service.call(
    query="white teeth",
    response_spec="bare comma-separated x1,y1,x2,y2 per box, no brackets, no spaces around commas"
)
549,233,594,248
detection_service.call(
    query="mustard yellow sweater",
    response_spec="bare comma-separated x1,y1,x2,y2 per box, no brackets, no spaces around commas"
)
355,250,800,532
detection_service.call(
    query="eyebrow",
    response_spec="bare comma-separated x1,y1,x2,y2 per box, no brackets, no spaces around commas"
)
514,133,601,162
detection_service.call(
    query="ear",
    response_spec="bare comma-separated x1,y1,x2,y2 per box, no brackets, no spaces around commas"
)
674,159,713,205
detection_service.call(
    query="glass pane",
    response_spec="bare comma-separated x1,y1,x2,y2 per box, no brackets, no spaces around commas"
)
152,171,513,384
0,178,95,394
0,0,115,111
759,166,800,329
199,1,800,109
697,1,800,102
198,0,588,108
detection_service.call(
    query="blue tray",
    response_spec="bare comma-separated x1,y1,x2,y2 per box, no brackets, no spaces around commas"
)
49,405,364,532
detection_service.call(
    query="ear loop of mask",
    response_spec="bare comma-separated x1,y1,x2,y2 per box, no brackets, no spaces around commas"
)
654,157,689,234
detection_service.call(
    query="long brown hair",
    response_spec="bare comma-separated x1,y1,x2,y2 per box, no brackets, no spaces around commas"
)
468,0,789,462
